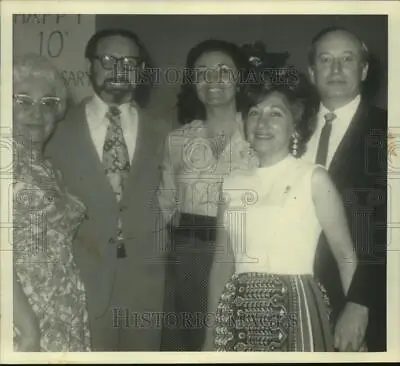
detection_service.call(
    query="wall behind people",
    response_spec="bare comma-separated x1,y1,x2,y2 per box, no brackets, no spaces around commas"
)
13,14,96,104
96,14,387,127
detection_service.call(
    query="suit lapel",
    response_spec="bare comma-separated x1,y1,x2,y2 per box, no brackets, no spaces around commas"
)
71,101,117,204
129,107,146,172
121,108,155,202
328,101,368,179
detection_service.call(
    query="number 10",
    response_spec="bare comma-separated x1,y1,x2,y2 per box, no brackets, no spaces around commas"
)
38,31,64,58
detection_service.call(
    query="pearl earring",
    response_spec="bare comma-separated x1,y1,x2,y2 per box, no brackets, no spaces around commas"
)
291,132,299,157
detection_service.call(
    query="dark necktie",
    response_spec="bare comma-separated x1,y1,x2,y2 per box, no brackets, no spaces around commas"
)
315,112,337,166
102,106,130,258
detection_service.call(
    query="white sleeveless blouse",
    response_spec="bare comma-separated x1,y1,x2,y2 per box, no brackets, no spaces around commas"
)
223,155,323,275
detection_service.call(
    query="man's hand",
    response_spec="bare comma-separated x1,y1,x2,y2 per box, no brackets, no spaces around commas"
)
334,302,369,351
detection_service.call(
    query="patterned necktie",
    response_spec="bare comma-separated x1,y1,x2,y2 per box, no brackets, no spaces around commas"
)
103,106,131,199
102,105,130,258
315,112,337,166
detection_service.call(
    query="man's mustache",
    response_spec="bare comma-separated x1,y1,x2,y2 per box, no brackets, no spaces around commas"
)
106,76,132,84
102,76,135,88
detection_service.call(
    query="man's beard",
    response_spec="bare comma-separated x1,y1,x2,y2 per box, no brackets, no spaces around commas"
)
92,75,136,104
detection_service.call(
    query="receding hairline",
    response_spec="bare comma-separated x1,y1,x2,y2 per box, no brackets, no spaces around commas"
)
319,29,363,46
313,29,368,58
308,27,369,66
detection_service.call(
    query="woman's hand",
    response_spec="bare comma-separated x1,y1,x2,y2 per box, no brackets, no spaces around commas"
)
15,313,41,352
13,272,41,352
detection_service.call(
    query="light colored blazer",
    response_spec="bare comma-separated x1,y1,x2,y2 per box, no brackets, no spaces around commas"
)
45,97,171,349
157,114,257,223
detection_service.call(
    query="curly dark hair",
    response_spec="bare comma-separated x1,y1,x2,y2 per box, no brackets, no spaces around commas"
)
177,39,250,125
85,28,154,108
243,68,319,157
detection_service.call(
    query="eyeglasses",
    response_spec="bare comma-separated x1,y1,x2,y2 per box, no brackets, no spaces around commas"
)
92,54,144,70
13,94,61,112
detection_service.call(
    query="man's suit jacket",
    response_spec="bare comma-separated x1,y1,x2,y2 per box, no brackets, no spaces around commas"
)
313,100,387,351
45,98,170,349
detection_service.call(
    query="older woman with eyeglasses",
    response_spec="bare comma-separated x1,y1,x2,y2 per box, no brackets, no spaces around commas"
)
12,53,91,351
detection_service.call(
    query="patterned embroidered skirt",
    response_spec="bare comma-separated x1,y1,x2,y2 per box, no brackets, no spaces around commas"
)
214,272,334,352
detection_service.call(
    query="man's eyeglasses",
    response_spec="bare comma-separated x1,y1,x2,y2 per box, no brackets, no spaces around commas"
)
13,94,61,112
92,54,144,70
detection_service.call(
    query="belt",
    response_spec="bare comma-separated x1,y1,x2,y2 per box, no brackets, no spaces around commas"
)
171,213,218,242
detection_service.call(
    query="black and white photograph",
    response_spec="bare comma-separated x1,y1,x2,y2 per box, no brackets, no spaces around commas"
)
1,0,399,363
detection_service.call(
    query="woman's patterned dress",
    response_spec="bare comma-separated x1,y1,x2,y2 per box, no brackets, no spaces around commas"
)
13,144,91,352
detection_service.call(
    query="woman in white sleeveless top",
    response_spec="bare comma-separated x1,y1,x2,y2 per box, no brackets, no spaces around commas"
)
203,72,359,352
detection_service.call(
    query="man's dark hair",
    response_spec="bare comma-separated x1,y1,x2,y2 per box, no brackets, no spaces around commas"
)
85,28,154,108
308,26,370,66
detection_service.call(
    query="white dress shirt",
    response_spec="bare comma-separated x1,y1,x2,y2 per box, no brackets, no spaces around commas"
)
302,95,361,168
85,93,139,162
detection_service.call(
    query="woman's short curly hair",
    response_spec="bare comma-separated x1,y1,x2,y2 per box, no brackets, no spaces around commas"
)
13,53,68,121
177,39,250,125
243,68,319,157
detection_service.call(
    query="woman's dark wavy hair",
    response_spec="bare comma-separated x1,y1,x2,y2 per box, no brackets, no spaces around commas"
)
177,39,250,125
85,28,154,108
243,68,319,158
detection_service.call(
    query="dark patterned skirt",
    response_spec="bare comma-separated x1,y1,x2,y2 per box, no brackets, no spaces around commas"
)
161,213,218,351
214,272,334,352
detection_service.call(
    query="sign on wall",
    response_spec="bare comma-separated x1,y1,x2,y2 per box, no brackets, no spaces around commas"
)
13,14,95,104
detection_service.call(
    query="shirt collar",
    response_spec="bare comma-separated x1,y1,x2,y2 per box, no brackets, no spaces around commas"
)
318,94,361,124
87,93,137,119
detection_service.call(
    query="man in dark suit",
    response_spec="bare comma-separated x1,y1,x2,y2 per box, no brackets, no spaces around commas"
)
46,28,170,351
304,27,387,351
